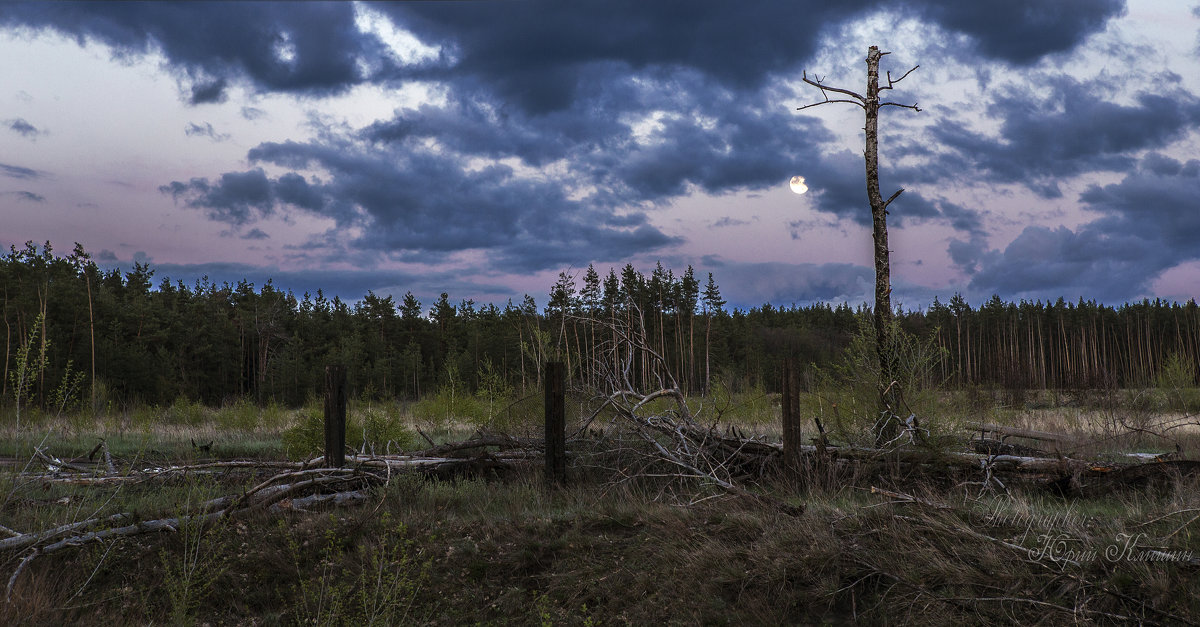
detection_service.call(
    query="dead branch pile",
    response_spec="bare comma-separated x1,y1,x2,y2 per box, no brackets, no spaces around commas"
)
1,432,545,600
579,307,801,515
569,306,1200,510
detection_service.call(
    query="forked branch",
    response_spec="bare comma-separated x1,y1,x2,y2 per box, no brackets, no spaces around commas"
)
798,70,865,110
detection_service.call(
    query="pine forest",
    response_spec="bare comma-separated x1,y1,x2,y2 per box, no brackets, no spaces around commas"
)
3,241,1198,413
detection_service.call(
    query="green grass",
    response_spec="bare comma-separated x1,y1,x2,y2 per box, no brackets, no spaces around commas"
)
2,453,1198,625
2,389,1199,623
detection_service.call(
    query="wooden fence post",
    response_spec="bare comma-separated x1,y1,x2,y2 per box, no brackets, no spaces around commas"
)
324,364,347,468
782,359,802,474
544,361,566,483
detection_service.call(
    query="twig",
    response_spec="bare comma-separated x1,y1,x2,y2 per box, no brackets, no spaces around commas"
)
5,550,37,602
415,427,437,449
1133,507,1200,529
947,596,1131,622
869,486,952,510
1164,511,1200,540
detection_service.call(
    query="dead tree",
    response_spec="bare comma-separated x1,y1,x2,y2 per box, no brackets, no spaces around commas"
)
799,46,920,446
579,306,801,515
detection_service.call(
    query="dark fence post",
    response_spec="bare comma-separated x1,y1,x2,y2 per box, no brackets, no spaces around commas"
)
324,364,347,468
544,361,566,484
782,359,802,474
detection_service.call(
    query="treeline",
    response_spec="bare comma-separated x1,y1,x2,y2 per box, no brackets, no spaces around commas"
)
1,242,1197,411
925,294,1200,390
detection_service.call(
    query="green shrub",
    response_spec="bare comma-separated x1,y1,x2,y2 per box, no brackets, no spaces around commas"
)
803,314,949,447
282,403,418,460
473,358,515,428
729,383,775,426
165,396,207,426
357,404,419,454
129,404,160,429
259,401,290,429
282,406,325,459
285,512,430,625
486,394,544,436
412,381,483,430
215,398,261,431
1156,353,1200,413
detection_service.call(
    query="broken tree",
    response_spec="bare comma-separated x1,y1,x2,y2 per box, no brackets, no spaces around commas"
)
799,46,920,445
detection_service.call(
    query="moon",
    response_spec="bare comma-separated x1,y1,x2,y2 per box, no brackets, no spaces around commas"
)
789,175,808,195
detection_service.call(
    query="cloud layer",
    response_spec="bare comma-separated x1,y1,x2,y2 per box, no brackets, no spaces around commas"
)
6,0,1198,307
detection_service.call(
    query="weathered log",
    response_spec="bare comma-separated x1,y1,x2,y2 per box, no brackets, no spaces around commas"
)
969,422,1076,445
409,432,540,458
971,438,1047,457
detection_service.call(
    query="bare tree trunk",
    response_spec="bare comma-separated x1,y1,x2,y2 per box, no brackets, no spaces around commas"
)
2,311,9,400
800,46,918,446
86,273,95,409
38,294,47,411
862,47,899,444
704,312,712,396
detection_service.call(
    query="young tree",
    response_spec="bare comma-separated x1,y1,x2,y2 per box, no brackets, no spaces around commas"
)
799,46,919,445
701,272,726,395
546,270,577,376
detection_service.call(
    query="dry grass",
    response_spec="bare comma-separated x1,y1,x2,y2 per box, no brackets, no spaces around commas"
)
1,390,1198,624
2,450,1198,625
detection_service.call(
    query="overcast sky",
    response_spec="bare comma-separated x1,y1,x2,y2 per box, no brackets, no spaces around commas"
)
2,1,1199,310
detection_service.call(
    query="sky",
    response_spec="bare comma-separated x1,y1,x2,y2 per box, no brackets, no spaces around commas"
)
2,0,1199,312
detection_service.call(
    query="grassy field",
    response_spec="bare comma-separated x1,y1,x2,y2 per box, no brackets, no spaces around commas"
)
1,389,1198,624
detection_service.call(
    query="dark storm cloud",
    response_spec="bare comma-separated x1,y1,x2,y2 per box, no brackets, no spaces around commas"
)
933,199,986,237
6,118,41,138
161,168,275,226
909,0,1126,64
360,87,630,169
0,163,43,179
5,0,1141,297
384,0,875,114
959,154,1200,301
1,0,1126,107
188,78,227,105
360,73,831,212
9,0,1134,212
241,228,269,241
608,102,831,203
929,75,1200,197
0,2,386,97
795,151,982,235
385,0,1123,115
165,135,681,273
1080,155,1200,253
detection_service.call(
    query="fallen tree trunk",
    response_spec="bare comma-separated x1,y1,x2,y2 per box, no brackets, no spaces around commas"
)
968,422,1077,445
3,435,545,599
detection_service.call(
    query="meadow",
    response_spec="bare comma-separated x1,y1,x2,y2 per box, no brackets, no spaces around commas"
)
2,381,1198,625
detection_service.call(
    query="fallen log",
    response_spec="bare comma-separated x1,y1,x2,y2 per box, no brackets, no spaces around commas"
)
971,438,1047,457
409,431,541,458
968,422,1076,445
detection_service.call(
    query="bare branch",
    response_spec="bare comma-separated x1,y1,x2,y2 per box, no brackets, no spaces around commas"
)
882,188,904,212
880,101,921,112
797,99,864,111
881,65,919,89
798,71,866,110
